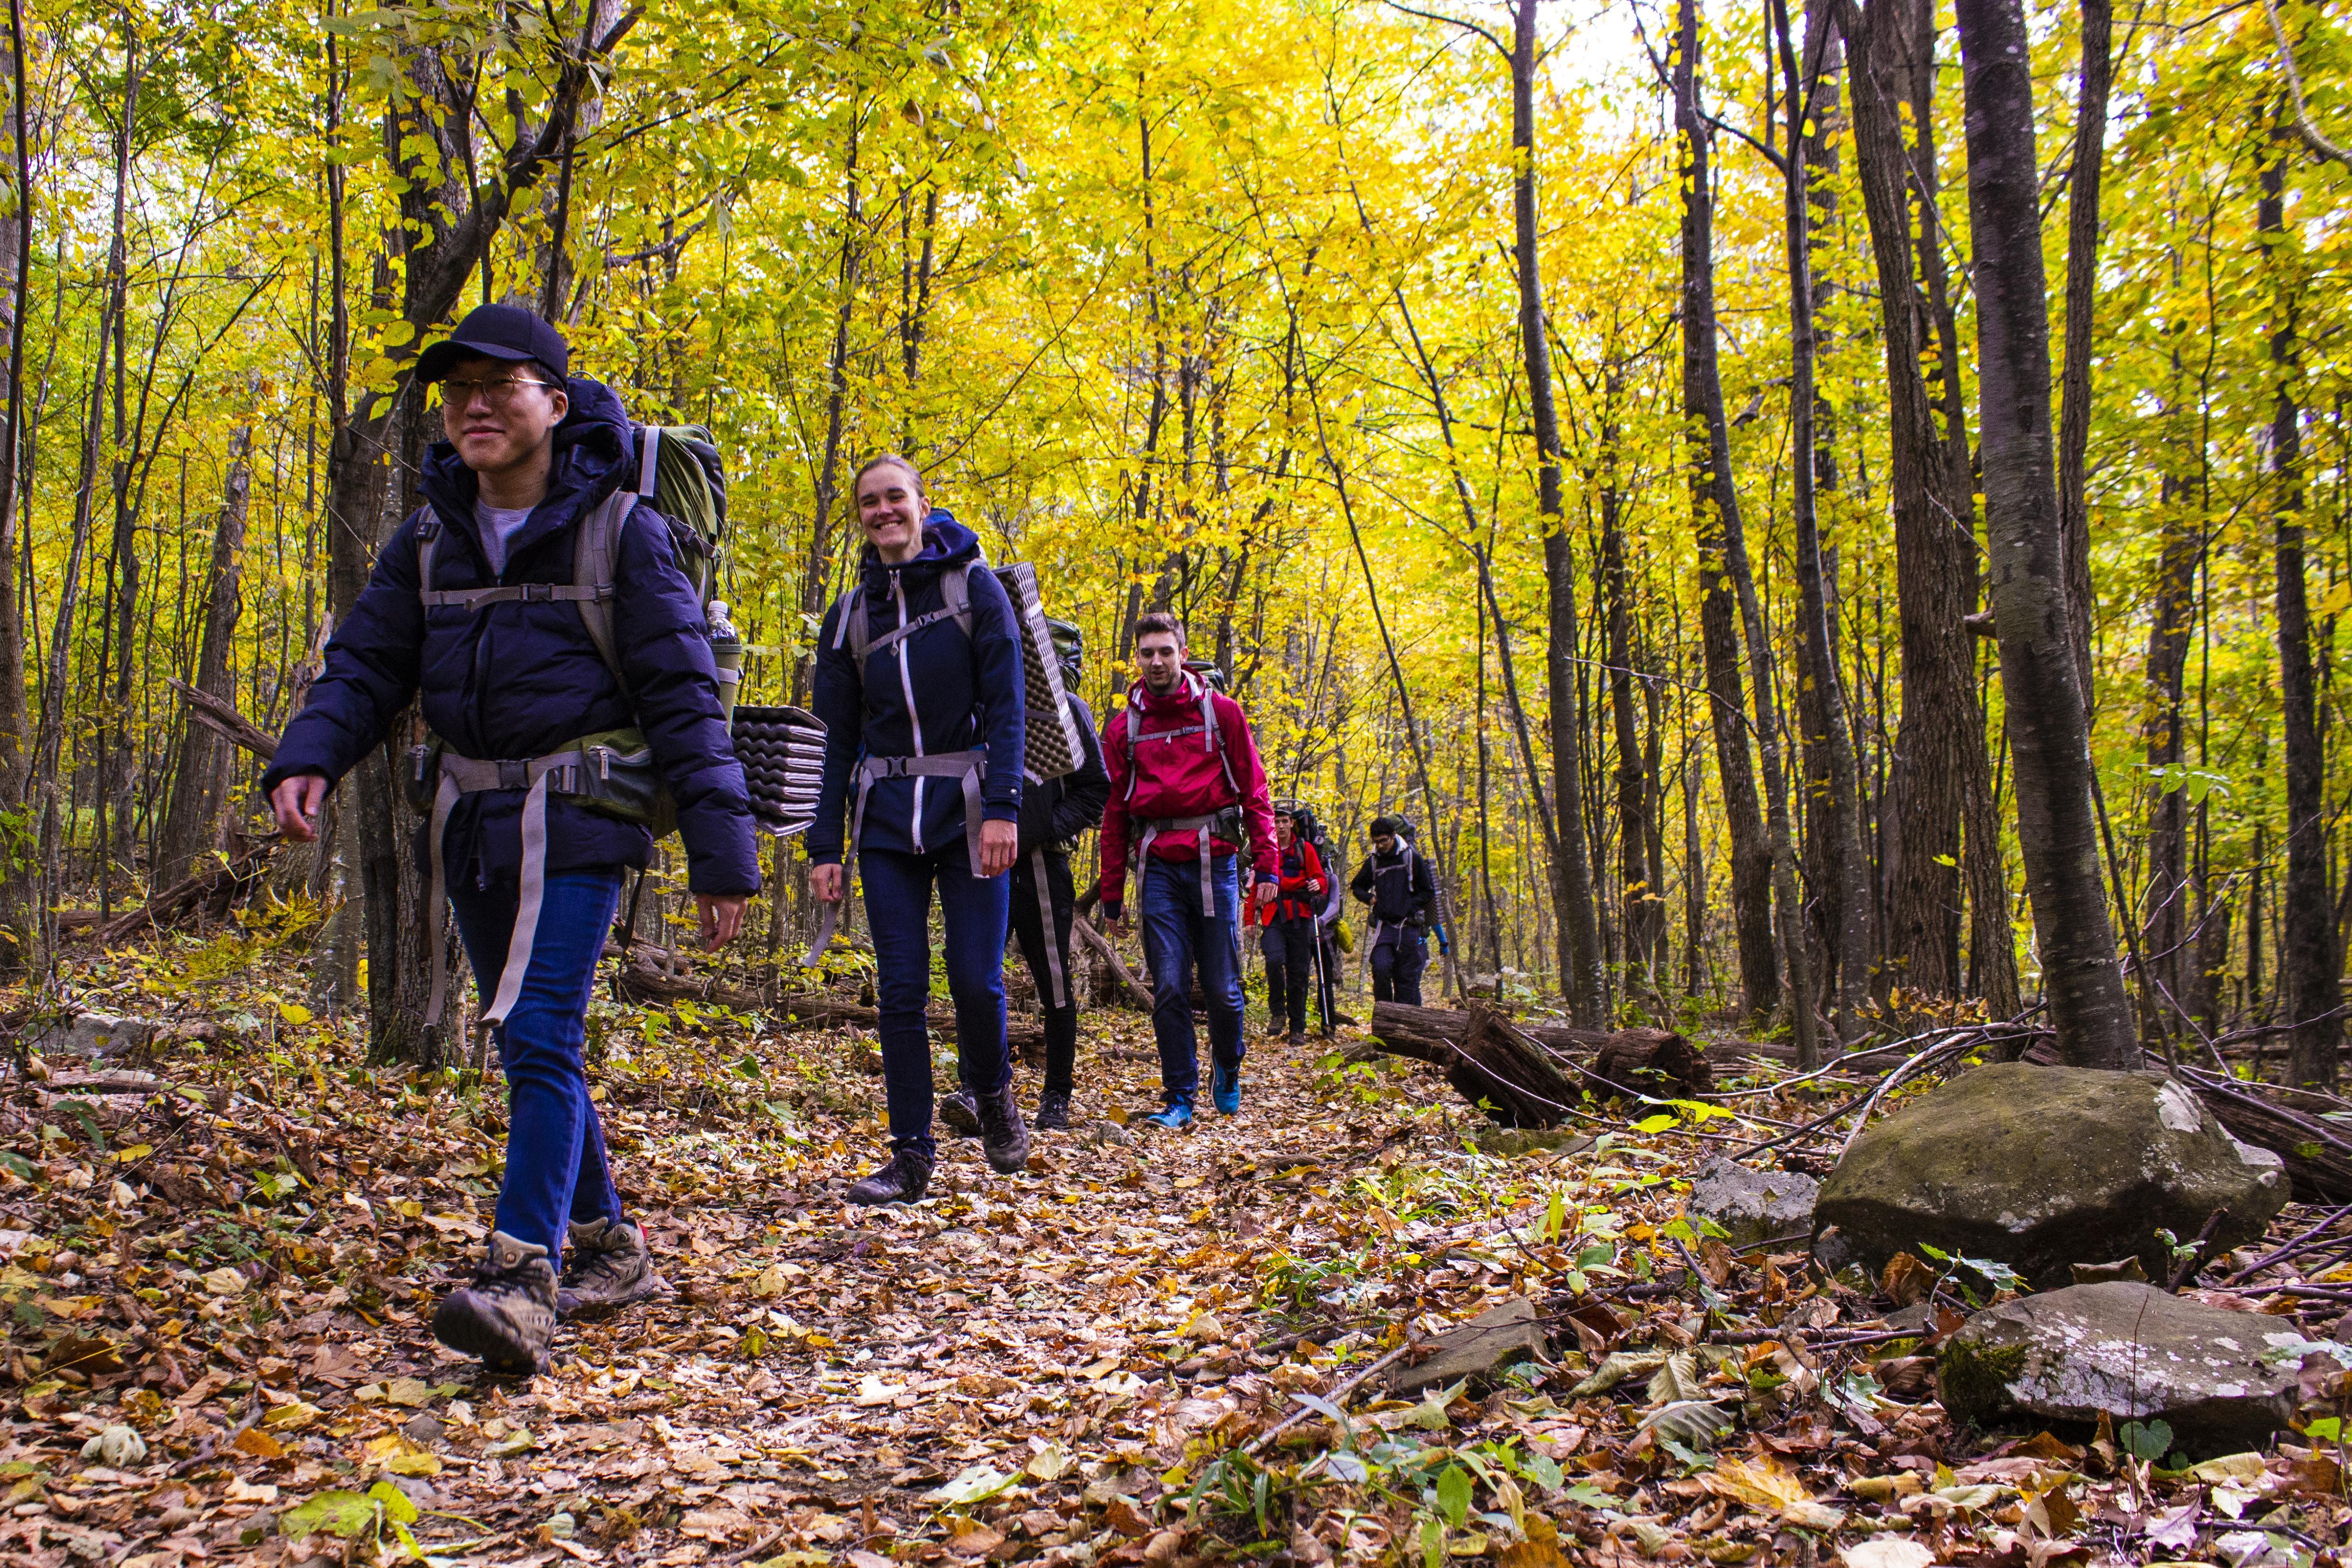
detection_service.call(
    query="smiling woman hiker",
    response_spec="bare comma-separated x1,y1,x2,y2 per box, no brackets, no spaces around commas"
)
806,454,1029,1205
260,304,759,1376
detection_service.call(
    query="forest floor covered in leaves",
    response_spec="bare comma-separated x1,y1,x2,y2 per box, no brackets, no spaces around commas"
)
3,908,2351,1567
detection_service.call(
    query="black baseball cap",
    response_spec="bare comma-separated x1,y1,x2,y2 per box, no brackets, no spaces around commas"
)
416,303,569,384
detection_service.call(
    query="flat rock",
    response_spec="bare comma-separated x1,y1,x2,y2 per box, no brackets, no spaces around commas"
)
27,1013,155,1059
1386,1297,1547,1395
1939,1281,2315,1451
1688,1157,1818,1249
1814,1065,2288,1290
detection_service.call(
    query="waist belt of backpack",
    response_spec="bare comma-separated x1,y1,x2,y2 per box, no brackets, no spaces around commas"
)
422,746,591,1035
1136,810,1240,917
803,751,988,966
1028,846,1067,1011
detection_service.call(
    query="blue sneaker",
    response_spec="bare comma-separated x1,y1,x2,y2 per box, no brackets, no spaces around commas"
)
1211,1061,1241,1116
1143,1100,1194,1131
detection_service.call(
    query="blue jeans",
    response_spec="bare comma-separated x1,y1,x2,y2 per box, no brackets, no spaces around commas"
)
1139,855,1246,1103
863,845,1012,1162
447,867,626,1269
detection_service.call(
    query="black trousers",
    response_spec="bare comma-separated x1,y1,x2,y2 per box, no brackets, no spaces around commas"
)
1009,845,1080,1094
1370,923,1427,1006
1261,917,1317,1035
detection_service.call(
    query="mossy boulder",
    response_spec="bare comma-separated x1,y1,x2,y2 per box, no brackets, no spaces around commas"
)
1940,1282,2311,1451
1813,1064,2287,1290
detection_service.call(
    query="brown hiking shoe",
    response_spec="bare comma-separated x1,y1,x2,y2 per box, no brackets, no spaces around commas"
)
556,1217,661,1321
432,1231,557,1376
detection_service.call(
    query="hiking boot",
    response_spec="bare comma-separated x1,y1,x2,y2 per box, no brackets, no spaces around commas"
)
939,1088,982,1138
1211,1060,1242,1116
433,1231,558,1376
1289,1031,1307,1051
1144,1100,1194,1132
976,1086,1032,1174
1034,1090,1072,1132
556,1217,660,1321
846,1147,934,1206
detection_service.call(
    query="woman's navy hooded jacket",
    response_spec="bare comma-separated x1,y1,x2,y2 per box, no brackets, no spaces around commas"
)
260,376,759,897
807,514,1025,865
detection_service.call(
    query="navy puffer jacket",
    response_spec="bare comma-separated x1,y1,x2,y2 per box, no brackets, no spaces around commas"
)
807,514,1025,864
261,376,760,896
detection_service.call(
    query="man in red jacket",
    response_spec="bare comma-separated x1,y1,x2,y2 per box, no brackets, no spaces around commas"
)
1100,614,1278,1126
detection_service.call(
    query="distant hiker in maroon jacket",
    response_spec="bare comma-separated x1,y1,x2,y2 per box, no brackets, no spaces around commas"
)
1099,614,1277,1126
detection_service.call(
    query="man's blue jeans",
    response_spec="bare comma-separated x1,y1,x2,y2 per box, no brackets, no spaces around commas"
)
1139,855,1245,1104
447,867,626,1270
862,845,1013,1162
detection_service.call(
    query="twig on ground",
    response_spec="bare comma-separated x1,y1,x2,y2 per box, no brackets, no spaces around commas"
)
1243,1341,1414,1457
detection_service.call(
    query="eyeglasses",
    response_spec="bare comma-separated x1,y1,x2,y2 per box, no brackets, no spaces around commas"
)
437,375,554,409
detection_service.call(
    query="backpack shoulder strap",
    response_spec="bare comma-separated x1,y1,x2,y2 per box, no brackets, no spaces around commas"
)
573,491,634,697
942,562,974,637
415,514,440,623
828,586,868,667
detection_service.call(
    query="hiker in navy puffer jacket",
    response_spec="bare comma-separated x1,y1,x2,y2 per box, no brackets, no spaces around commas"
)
262,305,757,1377
807,454,1029,1205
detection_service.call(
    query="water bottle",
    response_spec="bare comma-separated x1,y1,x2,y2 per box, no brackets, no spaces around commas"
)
707,599,744,719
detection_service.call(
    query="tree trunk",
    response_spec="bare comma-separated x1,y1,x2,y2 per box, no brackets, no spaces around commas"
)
1954,0,2135,1066
155,420,252,885
2262,142,2339,1091
1776,0,1874,1043
2055,0,2111,705
1841,0,2015,1012
0,0,33,977
792,107,864,708
317,5,624,1065
1598,376,1659,1005
1514,0,1605,1026
1676,0,1778,1022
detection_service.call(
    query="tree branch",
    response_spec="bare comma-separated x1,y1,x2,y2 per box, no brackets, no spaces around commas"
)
2265,0,2352,166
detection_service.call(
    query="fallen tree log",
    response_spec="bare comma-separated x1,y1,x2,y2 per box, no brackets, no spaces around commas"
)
1440,1006,1584,1127
88,846,278,944
1071,913,1155,1012
1368,1001,1713,1096
167,676,278,760
610,961,1046,1057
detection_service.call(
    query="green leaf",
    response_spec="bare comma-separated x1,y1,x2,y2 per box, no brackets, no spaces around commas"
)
2120,1419,2175,1463
281,1491,384,1539
1631,1113,1676,1134
368,1481,419,1526
1435,1463,1472,1528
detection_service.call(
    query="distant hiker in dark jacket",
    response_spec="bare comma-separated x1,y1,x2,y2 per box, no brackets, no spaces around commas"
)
263,304,757,1376
1256,804,1327,1048
1099,613,1278,1127
945,626,1111,1136
1351,815,1436,1006
808,455,1028,1205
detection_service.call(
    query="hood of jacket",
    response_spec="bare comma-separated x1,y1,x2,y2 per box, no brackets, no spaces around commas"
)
418,375,636,569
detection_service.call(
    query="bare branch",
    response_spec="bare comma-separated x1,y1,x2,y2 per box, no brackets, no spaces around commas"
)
2265,0,2352,166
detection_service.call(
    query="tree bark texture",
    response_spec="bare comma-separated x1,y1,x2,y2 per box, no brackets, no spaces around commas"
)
156,422,252,886
1776,0,1873,1043
1954,0,2135,1066
1675,0,1779,1022
1514,0,1606,1026
2261,144,2339,1091
2055,0,2111,706
1842,0,2015,1013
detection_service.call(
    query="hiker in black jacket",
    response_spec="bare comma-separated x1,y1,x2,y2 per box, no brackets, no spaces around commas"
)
1350,814,1436,1005
944,621,1112,1134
